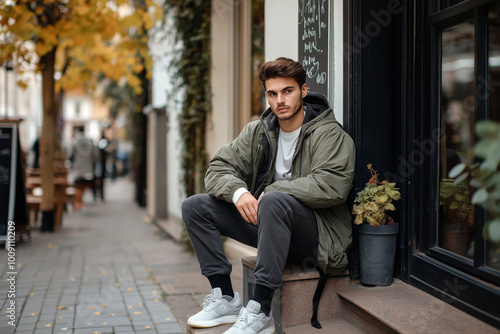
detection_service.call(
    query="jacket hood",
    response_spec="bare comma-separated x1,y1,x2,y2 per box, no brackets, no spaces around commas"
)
303,92,330,118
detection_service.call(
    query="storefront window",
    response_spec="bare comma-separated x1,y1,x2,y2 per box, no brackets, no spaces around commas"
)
486,3,500,270
439,21,475,258
412,1,500,322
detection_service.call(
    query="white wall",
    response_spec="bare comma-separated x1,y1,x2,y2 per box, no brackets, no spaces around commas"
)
149,14,185,220
265,0,299,61
25,73,43,153
165,82,184,220
332,0,344,124
62,95,95,146
63,97,93,121
0,69,42,153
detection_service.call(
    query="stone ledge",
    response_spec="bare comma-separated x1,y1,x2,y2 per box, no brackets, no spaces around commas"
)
242,256,349,281
242,255,350,331
338,279,500,334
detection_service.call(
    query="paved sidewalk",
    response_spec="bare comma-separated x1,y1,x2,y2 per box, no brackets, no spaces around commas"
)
0,178,247,334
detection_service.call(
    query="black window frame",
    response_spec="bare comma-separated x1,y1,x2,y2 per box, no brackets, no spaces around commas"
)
409,0,500,328
427,0,500,286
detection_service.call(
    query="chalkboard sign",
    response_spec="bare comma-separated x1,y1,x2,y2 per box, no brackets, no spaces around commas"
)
0,120,29,245
0,124,15,236
298,0,329,96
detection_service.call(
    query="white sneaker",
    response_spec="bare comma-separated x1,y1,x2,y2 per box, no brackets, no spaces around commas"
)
187,288,242,328
223,300,275,334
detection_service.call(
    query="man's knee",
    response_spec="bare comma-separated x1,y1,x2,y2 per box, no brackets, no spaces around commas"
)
259,191,290,209
258,191,296,228
182,193,216,223
182,194,205,224
181,195,194,217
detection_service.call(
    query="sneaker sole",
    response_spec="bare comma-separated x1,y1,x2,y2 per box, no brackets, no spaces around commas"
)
188,315,239,328
258,326,275,334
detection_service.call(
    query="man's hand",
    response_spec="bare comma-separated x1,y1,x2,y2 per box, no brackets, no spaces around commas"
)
235,192,259,225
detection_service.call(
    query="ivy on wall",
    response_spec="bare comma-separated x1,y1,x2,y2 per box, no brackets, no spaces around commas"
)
164,0,212,197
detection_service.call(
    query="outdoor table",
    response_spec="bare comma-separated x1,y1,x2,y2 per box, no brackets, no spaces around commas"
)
25,176,68,230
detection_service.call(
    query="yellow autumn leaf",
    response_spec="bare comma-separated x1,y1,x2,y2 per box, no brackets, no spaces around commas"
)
133,64,144,74
75,5,91,16
133,85,143,96
34,6,45,15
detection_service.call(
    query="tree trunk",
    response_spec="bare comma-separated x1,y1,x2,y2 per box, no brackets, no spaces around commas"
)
40,49,57,231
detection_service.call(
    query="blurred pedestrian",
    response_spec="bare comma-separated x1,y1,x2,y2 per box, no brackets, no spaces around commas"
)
95,132,109,201
32,136,40,168
68,127,98,213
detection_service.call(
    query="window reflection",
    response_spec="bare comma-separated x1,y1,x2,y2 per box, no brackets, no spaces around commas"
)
486,4,500,270
439,21,475,258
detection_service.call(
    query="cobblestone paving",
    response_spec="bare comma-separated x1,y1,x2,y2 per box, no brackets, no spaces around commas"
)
0,178,184,334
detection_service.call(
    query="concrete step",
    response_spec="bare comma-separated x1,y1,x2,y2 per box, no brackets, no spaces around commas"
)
338,279,500,334
284,317,365,333
242,256,350,332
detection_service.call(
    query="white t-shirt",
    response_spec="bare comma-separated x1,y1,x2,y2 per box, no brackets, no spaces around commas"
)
274,127,301,182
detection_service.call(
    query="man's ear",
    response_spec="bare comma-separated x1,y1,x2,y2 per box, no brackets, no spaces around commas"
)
301,83,308,98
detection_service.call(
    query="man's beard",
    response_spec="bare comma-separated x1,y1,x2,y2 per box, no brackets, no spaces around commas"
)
274,100,303,121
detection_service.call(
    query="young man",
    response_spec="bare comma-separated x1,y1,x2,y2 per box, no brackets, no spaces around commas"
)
182,57,355,334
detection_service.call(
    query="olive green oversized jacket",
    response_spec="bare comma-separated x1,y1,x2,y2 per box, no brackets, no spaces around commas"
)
205,93,355,274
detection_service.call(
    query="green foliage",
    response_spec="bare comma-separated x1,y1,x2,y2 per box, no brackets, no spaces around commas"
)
449,121,500,243
353,164,401,226
163,0,211,197
439,179,470,223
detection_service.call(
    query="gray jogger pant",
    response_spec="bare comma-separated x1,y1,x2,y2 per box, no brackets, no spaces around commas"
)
181,191,319,289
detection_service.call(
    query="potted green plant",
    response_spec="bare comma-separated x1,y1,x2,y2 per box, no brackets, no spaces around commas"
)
439,179,473,256
449,120,500,244
353,164,401,286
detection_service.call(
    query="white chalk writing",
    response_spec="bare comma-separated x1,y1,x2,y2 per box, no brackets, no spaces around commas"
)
299,0,328,93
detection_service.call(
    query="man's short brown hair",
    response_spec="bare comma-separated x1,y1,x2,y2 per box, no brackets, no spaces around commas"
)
259,57,307,90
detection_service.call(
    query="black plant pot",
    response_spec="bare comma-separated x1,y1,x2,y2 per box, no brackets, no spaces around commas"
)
356,223,399,286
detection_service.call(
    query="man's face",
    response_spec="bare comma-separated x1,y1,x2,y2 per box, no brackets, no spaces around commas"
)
265,77,308,122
